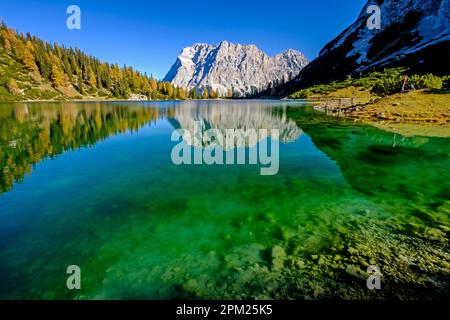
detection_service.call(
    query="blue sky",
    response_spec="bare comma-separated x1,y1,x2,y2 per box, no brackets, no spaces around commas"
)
0,0,366,79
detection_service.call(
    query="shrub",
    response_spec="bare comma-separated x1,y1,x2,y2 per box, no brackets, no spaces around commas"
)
371,71,442,95
352,77,374,89
0,86,20,101
24,88,59,100
443,76,450,89
97,90,109,97
290,69,444,98
6,78,20,94
290,89,311,99
410,74,442,90
372,74,403,96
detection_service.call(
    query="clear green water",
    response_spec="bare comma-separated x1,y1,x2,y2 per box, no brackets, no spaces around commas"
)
0,101,448,300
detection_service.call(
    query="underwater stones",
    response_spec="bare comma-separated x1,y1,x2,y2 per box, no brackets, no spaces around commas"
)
182,279,204,297
345,264,367,281
156,285,178,298
425,227,447,242
398,254,410,264
296,259,306,269
317,255,327,266
182,279,198,291
271,245,287,271
189,217,449,300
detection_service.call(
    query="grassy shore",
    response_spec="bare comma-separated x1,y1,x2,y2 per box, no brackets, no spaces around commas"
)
289,69,450,137
314,89,449,137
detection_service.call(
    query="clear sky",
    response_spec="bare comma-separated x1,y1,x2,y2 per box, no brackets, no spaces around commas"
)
0,0,367,79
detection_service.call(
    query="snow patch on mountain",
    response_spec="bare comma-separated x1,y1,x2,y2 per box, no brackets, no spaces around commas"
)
163,41,308,97
325,0,450,71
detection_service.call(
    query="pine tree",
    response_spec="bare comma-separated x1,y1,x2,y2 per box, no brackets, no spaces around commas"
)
189,88,198,99
77,71,84,95
103,70,111,90
96,69,103,89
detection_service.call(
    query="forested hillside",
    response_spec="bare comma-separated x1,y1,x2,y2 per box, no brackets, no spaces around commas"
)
0,23,216,101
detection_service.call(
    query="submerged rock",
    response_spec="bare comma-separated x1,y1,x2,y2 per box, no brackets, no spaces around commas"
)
345,264,367,281
271,245,287,271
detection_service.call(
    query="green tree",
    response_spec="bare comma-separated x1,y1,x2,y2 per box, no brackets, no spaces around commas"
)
77,71,84,95
189,88,198,99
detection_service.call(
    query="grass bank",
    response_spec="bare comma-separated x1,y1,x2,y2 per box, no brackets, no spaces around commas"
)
289,69,450,137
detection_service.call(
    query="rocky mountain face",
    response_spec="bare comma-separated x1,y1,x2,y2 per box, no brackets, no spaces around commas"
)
260,0,450,97
163,41,308,97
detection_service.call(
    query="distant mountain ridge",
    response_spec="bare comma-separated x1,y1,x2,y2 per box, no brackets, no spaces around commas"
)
259,0,450,97
163,41,308,97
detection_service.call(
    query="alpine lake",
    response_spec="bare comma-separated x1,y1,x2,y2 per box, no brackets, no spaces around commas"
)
0,100,448,299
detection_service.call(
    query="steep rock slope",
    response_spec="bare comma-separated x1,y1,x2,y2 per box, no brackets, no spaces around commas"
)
261,0,450,97
163,41,308,97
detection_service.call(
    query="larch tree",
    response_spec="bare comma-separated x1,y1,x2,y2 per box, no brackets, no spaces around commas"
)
202,89,209,99
23,44,39,73
7,79,20,95
88,68,97,89
51,63,65,88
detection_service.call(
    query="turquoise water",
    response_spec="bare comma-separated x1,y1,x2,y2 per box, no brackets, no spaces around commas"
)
0,100,448,299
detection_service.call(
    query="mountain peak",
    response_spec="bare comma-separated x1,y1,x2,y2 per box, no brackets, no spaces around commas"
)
163,42,308,97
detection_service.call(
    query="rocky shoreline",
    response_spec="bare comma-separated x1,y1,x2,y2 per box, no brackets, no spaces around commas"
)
312,91,450,137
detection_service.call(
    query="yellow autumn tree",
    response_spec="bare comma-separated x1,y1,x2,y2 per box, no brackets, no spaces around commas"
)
1,29,12,54
88,68,97,88
51,63,65,88
167,84,174,98
23,45,38,73
178,87,187,100
149,78,157,91
7,79,20,95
